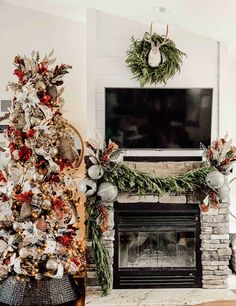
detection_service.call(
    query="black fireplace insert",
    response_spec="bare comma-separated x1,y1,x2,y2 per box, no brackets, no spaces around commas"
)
113,203,202,289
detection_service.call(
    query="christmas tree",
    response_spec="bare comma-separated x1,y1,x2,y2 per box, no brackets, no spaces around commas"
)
0,50,85,303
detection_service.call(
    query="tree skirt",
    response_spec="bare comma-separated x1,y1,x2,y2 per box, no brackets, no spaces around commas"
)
0,274,79,306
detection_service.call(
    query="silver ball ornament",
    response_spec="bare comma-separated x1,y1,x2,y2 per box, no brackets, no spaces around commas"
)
46,259,58,271
30,116,42,126
79,178,97,196
206,171,225,189
13,221,22,232
97,182,118,202
88,165,104,180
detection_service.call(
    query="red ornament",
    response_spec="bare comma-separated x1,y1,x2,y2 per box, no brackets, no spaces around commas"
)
15,191,32,203
57,234,73,247
59,159,72,171
8,142,16,154
25,129,36,138
18,145,32,161
0,171,7,183
40,92,52,108
38,62,48,75
14,69,24,82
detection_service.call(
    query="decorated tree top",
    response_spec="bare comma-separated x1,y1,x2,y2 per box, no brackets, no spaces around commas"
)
0,50,85,281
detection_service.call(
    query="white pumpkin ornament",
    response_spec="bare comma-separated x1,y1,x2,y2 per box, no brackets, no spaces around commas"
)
97,182,118,202
46,259,58,271
221,163,234,176
79,178,97,196
88,165,104,180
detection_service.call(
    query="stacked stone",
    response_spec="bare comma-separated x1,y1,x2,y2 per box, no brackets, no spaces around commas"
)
201,204,231,288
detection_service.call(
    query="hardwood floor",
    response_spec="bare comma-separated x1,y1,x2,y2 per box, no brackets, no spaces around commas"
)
196,301,236,306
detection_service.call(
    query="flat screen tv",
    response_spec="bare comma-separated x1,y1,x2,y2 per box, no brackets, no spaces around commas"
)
105,88,213,149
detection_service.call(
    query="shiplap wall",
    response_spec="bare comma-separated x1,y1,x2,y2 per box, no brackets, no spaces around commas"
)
87,9,219,143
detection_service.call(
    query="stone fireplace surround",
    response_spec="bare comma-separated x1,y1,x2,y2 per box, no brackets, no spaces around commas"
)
86,161,232,292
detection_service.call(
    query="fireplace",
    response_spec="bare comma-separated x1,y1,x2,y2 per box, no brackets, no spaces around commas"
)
113,203,202,289
86,161,231,293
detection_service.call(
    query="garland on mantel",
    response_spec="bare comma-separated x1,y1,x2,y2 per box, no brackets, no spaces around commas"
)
80,135,236,295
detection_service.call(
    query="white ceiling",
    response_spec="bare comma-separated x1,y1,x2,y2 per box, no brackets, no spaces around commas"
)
3,0,236,42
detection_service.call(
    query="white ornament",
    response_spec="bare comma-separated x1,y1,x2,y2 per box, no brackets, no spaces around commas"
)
79,178,97,196
33,172,44,182
46,259,58,271
13,221,23,232
97,182,118,202
11,150,20,160
19,247,29,258
88,165,104,180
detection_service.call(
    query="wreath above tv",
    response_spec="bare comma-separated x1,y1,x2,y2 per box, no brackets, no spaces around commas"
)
126,23,186,86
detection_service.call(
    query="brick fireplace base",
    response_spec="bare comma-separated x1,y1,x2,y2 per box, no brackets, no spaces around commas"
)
86,162,232,291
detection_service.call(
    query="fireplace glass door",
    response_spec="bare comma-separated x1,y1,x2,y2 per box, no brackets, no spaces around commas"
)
119,230,196,268
114,203,201,289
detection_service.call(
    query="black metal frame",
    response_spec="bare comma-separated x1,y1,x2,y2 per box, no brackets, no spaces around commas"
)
113,203,202,289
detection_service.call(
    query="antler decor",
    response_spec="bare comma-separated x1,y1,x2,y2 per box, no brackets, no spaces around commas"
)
126,22,186,86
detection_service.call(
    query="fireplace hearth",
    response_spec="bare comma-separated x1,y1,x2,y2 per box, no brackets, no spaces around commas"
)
113,203,202,288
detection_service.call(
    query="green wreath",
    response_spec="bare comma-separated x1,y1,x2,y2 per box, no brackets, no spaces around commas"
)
126,32,186,86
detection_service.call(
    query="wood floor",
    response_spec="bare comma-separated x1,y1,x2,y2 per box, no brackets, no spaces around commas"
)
196,301,236,306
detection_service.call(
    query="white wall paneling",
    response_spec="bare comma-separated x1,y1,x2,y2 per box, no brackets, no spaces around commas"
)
87,9,219,142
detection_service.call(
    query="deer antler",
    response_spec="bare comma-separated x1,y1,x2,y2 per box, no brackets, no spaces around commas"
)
159,25,169,47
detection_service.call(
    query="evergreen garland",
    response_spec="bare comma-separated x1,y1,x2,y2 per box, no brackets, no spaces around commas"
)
85,162,213,295
126,34,186,86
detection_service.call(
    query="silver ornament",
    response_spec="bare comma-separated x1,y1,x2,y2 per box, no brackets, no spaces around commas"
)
97,182,118,202
79,178,97,196
88,165,104,180
42,199,51,210
46,259,58,271
206,171,224,189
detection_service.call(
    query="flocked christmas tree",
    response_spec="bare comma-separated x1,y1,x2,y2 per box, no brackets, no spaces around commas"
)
0,50,85,303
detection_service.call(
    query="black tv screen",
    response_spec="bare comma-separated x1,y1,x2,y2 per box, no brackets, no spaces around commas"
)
105,88,213,149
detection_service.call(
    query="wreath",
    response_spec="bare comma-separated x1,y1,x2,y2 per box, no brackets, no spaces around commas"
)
126,25,186,86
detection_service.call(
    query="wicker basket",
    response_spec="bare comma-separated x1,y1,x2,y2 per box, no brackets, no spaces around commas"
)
0,274,79,306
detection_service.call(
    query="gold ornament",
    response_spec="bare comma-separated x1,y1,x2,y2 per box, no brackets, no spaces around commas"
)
34,81,46,91
42,199,51,210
